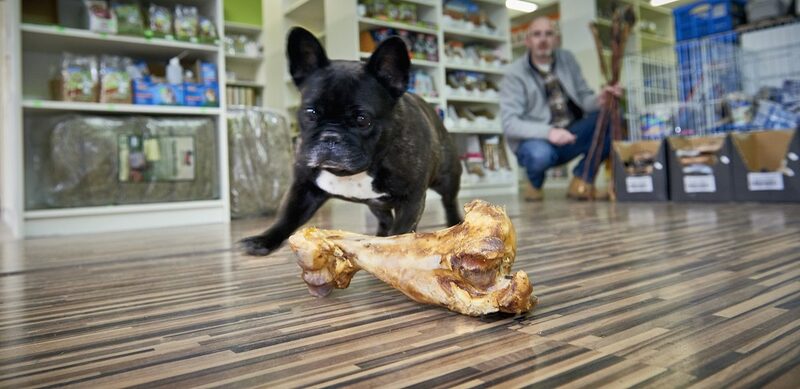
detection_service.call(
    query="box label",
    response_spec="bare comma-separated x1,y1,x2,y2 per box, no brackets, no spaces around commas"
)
625,176,654,193
118,135,196,182
684,175,716,193
747,172,784,191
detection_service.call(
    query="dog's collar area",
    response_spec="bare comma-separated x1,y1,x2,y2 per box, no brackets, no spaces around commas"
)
315,170,387,200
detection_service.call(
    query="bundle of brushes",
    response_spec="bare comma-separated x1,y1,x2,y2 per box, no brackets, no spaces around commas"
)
583,5,636,200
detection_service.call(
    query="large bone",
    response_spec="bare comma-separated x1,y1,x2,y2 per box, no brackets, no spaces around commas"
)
288,200,537,316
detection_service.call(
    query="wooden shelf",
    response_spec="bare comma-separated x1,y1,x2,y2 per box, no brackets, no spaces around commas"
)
21,23,219,56
225,54,264,65
223,21,262,35
226,80,264,88
443,28,508,43
448,127,502,135
23,100,222,115
359,52,439,68
358,17,437,35
445,95,500,104
26,200,225,219
444,62,506,75
24,200,227,237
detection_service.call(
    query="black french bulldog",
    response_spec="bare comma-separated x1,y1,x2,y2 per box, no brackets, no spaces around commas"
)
240,27,463,256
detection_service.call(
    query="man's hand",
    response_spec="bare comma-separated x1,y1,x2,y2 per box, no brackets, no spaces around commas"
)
548,128,576,146
598,84,623,106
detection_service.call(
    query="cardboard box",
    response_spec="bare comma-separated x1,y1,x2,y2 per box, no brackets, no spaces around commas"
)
132,79,153,105
184,83,219,107
730,129,800,202
613,140,669,201
667,135,734,202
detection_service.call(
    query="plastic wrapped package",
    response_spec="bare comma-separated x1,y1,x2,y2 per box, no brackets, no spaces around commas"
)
25,115,124,209
24,115,219,210
227,108,293,218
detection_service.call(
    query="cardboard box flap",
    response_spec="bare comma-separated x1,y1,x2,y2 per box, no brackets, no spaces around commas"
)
731,129,795,172
613,140,661,160
667,136,726,153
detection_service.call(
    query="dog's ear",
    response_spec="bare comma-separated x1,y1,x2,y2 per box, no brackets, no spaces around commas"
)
365,37,410,98
287,27,330,87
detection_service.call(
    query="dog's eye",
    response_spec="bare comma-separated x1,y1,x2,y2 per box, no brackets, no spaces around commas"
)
355,113,371,129
303,108,318,123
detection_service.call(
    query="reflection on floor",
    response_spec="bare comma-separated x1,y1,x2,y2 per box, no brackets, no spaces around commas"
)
1,194,800,387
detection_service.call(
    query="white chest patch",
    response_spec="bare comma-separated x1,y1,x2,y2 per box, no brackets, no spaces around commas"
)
315,170,387,200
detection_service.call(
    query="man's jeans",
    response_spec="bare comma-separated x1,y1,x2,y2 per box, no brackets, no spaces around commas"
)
515,111,611,189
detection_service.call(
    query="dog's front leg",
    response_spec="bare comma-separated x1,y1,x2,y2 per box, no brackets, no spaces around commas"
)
389,191,427,235
240,181,329,256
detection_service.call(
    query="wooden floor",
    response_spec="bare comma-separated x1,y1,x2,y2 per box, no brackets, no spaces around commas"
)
1,194,799,388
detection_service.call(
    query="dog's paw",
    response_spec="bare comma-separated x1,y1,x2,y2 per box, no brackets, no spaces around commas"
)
239,235,281,256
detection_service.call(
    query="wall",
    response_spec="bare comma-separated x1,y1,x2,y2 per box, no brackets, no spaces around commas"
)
559,0,602,90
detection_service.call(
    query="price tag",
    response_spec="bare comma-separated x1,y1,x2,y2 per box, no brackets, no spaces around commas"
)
56,25,66,32
747,172,784,191
684,175,716,193
107,104,116,111
625,176,654,193
33,100,43,108
99,32,108,38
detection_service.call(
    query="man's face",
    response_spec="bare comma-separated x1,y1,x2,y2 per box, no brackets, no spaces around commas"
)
526,19,556,59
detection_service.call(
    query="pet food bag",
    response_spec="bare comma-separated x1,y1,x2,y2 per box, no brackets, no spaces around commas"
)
25,115,219,210
227,108,293,218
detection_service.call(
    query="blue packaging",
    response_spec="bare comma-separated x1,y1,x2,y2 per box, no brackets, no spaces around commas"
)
184,82,205,107
197,62,217,86
184,82,219,107
151,83,184,106
132,79,153,105
203,83,219,107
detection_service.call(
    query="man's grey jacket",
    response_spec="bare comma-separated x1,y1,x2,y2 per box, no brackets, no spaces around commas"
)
500,49,599,153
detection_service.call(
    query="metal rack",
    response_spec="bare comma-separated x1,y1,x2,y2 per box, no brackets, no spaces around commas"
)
623,21,800,141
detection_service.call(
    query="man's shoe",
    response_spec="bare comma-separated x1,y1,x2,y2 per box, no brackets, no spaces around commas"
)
522,182,544,202
567,177,595,201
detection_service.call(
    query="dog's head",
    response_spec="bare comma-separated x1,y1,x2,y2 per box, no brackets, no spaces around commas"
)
287,27,410,176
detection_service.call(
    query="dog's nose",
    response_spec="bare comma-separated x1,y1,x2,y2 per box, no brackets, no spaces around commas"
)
319,131,342,144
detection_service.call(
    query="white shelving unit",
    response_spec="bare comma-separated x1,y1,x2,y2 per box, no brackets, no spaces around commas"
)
223,17,264,107
285,0,518,197
1,0,231,238
22,100,223,115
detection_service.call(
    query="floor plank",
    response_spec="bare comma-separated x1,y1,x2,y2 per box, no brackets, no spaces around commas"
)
1,195,800,388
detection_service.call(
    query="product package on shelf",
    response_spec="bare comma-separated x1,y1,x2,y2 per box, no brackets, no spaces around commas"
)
112,0,145,36
174,5,199,42
24,115,219,210
442,0,499,36
445,40,507,68
226,86,258,107
357,0,434,29
359,29,438,62
147,4,173,39
84,0,118,33
131,60,218,107
729,129,800,202
99,55,133,104
224,34,262,56
613,140,670,201
666,135,734,202
445,70,500,100
227,108,293,218
445,105,500,132
407,70,437,99
458,134,512,185
53,53,99,103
